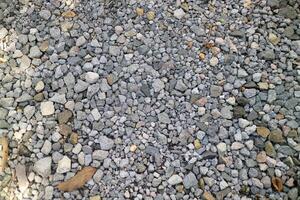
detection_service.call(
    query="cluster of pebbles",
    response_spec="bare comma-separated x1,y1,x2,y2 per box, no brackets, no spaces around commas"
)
0,0,299,199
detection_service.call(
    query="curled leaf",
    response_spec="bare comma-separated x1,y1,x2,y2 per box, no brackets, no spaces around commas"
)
0,136,8,172
272,177,283,192
57,167,96,192
62,10,76,18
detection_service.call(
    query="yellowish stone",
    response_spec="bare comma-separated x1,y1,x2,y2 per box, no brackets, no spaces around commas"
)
258,82,268,90
136,8,144,16
70,132,78,145
194,139,202,150
268,33,280,45
256,127,270,138
146,11,155,21
90,195,101,200
40,41,49,52
130,144,137,152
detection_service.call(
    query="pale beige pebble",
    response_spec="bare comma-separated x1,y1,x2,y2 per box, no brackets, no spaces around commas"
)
231,142,244,150
256,151,267,163
258,82,269,90
209,57,218,66
215,37,225,45
130,144,137,152
258,163,268,171
65,100,75,110
61,21,73,32
16,164,29,192
266,157,276,167
285,178,295,187
146,11,155,20
90,195,101,200
226,97,236,105
40,101,55,116
13,50,23,58
251,42,259,49
19,55,31,70
216,164,225,171
35,81,45,92
268,33,280,45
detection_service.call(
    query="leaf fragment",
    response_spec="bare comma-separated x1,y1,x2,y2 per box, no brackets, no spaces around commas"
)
272,177,283,192
57,166,96,192
0,136,8,172
62,10,76,18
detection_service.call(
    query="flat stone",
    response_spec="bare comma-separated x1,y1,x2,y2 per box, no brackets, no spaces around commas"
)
158,112,171,124
59,124,72,137
168,175,183,185
99,136,114,150
41,140,52,155
35,81,45,92
39,10,51,20
74,80,89,93
16,164,29,192
265,141,276,157
152,79,165,92
85,72,99,83
29,46,42,58
256,151,267,163
174,8,185,19
49,93,66,104
210,85,222,97
183,172,198,189
175,80,187,92
57,110,72,124
76,36,86,46
33,157,52,177
269,129,284,143
24,105,35,119
0,27,8,39
20,55,31,70
256,127,270,138
109,46,121,56
56,156,71,173
243,89,256,98
40,101,55,116
231,142,244,150
210,57,219,66
92,150,109,160
259,50,275,60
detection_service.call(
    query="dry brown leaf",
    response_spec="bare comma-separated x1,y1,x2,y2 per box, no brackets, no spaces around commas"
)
272,177,283,192
0,136,8,172
57,166,96,192
62,10,76,18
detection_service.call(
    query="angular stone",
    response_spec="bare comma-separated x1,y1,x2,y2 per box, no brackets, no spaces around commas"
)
256,127,270,138
168,175,183,185
99,136,114,150
210,85,222,97
33,157,52,177
158,112,171,124
56,156,71,173
183,172,198,189
57,110,72,124
40,101,55,116
92,150,109,160
269,129,284,143
16,164,29,192
59,124,72,137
